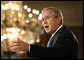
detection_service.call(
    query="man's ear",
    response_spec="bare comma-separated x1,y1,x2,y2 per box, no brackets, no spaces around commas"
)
57,17,62,24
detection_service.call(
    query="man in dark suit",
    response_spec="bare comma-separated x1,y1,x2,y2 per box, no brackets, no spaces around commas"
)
11,7,79,59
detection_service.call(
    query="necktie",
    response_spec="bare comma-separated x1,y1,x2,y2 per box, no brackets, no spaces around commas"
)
47,36,53,47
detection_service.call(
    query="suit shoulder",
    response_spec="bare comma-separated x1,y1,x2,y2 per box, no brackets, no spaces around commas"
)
56,27,78,47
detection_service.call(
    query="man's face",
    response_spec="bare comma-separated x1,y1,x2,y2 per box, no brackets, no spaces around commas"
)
42,10,61,34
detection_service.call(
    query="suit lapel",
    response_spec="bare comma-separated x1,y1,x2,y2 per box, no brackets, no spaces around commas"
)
49,26,65,47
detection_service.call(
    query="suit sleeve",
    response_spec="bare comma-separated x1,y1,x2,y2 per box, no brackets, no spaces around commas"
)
27,32,78,59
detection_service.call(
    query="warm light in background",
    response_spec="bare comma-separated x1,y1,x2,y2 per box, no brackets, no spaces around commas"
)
15,5,19,11
21,30,25,34
32,9,36,14
1,27,24,42
25,20,29,23
1,1,44,55
35,10,39,15
38,13,42,20
18,13,22,17
27,8,31,12
7,33,19,40
2,5,8,10
28,40,35,44
6,27,21,33
9,2,12,6
11,6,15,10
24,5,28,10
36,38,40,43
28,13,33,18
1,34,7,42
5,4,9,10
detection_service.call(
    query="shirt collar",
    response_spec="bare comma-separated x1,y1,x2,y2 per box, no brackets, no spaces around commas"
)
51,24,63,37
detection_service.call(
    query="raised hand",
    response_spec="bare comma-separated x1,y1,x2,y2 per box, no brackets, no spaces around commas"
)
11,37,29,52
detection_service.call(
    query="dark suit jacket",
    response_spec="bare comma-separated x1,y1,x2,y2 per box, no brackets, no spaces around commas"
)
27,26,79,59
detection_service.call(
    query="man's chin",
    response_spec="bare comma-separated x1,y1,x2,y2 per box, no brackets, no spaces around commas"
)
45,30,51,34
45,30,54,34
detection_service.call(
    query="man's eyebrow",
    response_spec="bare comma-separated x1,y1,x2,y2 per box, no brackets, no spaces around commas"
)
45,15,51,18
42,15,51,20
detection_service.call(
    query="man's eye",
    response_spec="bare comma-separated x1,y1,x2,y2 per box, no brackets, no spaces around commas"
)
42,16,50,21
46,16,49,19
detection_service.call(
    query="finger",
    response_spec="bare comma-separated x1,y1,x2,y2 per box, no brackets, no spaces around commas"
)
11,47,24,52
16,49,24,51
12,40,21,43
14,49,24,52
11,43,20,47
11,46,21,51
17,37,22,42
13,40,22,43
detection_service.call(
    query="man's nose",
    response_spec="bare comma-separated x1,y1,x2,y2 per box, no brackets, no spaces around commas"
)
42,20,47,24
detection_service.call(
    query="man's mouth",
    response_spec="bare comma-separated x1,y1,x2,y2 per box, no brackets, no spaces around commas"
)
44,26,49,29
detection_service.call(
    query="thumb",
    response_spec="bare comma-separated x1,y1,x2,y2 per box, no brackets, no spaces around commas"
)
17,37,21,42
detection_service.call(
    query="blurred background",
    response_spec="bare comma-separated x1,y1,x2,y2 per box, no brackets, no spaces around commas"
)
1,1,83,59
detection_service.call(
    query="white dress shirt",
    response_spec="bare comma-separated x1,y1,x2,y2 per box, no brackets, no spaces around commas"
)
51,24,63,37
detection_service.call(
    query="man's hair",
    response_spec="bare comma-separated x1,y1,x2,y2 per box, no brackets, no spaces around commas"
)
42,7,63,24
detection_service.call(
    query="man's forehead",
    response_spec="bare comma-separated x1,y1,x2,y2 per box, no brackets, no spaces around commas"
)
42,10,53,16
42,11,52,17
42,9,53,13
